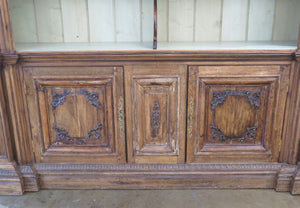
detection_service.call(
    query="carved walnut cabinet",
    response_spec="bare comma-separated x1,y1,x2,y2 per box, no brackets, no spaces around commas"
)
0,0,300,195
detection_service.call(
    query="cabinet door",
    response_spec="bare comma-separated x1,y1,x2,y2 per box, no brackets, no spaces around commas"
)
187,65,290,163
23,66,125,164
125,64,187,163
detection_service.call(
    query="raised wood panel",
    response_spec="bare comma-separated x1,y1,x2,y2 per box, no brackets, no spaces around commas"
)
125,64,187,164
22,66,125,164
187,65,290,163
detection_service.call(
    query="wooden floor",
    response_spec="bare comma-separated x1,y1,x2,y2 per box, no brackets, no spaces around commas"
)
0,189,300,208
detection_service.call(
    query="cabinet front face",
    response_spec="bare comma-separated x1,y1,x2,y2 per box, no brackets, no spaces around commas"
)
23,66,125,164
125,64,187,163
187,65,290,163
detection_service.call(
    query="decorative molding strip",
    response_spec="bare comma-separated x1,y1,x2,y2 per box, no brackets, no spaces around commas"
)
211,90,260,110
80,90,102,109
88,123,102,140
187,96,194,139
118,96,125,139
0,169,19,177
34,163,284,172
151,99,160,137
52,90,70,110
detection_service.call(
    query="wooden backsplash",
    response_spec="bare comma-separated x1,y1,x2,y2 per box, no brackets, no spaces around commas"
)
9,0,300,43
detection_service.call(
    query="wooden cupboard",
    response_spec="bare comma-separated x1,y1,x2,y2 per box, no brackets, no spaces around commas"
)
0,0,300,195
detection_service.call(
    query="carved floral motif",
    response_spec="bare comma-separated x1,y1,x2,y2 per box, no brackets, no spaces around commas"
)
211,90,260,110
210,90,260,142
52,91,70,110
80,90,102,109
211,123,257,142
53,122,103,146
88,123,102,140
151,100,161,137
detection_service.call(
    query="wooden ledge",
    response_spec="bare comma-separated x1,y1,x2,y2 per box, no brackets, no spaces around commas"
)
16,50,296,63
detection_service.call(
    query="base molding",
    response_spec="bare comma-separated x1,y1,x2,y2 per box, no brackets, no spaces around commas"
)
290,167,300,195
1,163,300,195
0,162,23,195
20,165,39,192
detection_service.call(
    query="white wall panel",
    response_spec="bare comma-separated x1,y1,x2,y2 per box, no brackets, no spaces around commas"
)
115,0,141,42
195,0,222,41
222,0,248,41
248,0,275,41
35,0,63,42
169,0,194,42
10,0,37,43
88,0,115,42
61,0,89,42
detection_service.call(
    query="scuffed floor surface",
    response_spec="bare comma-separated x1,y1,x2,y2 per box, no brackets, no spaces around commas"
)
0,189,300,208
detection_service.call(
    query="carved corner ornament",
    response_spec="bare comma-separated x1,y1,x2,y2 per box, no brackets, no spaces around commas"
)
187,96,194,139
53,122,103,146
52,90,70,110
151,99,161,137
211,123,257,142
211,90,260,110
80,90,102,109
210,90,260,142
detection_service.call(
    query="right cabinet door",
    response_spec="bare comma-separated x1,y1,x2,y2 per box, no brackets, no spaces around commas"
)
187,64,290,163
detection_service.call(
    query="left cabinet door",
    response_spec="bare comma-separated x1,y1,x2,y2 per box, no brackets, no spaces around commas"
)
22,66,126,164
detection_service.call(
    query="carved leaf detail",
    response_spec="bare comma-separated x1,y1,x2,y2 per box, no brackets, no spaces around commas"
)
52,90,70,110
151,100,161,137
211,90,260,110
80,90,102,109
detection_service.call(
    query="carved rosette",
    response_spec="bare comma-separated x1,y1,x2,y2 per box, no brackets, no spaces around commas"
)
151,100,161,137
210,90,260,142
